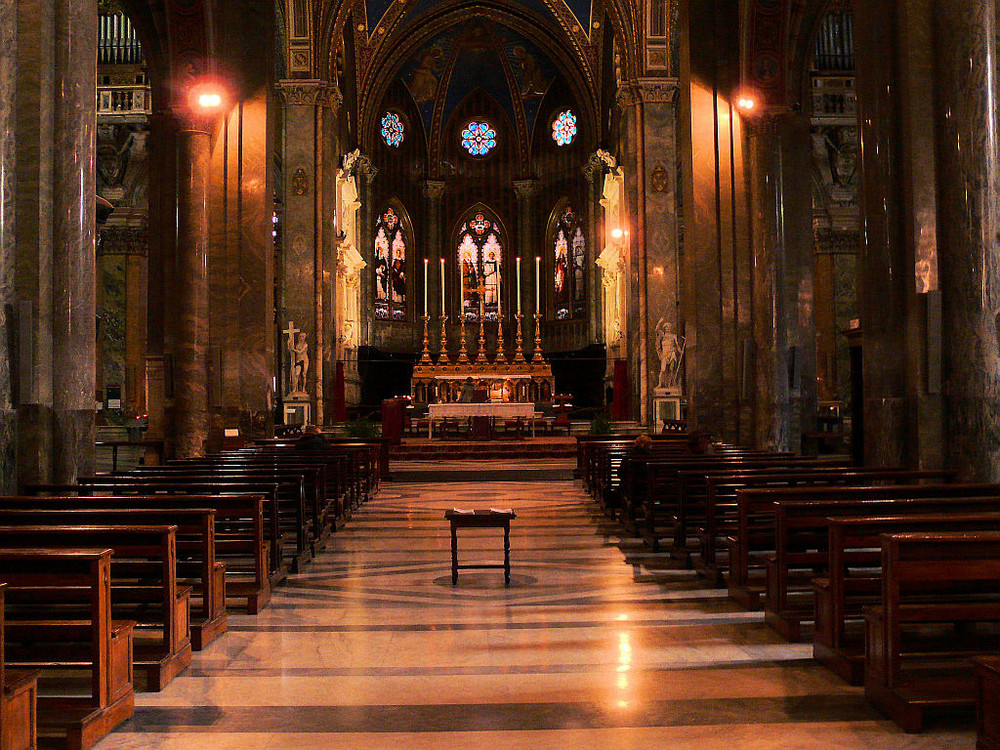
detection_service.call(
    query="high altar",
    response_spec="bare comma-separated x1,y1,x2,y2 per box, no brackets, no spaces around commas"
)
411,308,553,405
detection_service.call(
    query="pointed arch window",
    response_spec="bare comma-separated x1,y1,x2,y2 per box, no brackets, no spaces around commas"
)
374,206,407,320
552,204,587,320
457,210,503,322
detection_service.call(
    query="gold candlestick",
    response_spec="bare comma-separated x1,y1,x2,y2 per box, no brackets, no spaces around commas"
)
419,315,432,364
512,313,527,363
458,314,471,364
496,311,508,364
533,312,545,362
438,313,448,363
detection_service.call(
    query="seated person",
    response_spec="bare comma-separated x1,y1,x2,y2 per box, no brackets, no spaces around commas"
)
458,377,475,403
686,430,715,455
295,424,329,450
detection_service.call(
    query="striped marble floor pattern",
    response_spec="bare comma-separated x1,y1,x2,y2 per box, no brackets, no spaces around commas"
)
95,475,974,749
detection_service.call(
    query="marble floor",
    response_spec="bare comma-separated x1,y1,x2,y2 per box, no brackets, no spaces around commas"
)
96,472,975,749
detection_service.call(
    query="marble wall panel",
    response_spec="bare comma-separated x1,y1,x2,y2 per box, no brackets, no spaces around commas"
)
98,254,127,416
0,0,14,492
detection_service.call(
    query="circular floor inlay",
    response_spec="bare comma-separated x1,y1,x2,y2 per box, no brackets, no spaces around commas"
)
432,572,537,589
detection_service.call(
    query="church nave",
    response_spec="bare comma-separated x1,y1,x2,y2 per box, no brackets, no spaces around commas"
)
95,473,973,750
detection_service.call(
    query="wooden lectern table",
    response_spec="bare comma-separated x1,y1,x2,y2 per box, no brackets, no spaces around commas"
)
444,509,516,585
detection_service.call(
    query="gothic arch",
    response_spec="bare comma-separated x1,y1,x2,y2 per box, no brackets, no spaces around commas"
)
449,203,510,321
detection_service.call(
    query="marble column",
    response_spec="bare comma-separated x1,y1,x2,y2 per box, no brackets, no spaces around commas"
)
582,156,604,345
50,0,97,482
746,111,816,453
0,0,15,492
935,0,1000,480
853,0,941,468
513,179,539,355
173,124,211,458
422,180,446,348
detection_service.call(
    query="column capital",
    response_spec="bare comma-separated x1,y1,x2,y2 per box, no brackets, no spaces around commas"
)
277,79,343,110
634,77,680,104
582,150,617,181
422,180,446,200
512,179,540,202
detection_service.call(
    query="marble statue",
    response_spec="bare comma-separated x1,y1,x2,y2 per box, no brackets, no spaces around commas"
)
654,318,685,390
287,329,310,397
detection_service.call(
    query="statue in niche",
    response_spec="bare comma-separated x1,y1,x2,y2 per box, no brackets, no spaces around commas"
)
654,318,685,390
287,330,310,397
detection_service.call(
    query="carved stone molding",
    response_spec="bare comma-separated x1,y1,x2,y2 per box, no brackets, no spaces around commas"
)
422,180,446,200
277,79,343,110
615,83,638,110
342,148,378,182
634,77,680,104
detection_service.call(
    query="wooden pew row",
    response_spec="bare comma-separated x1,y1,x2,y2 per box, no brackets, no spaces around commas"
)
68,478,301,574
241,444,379,509
8,494,273,614
188,454,347,525
177,454,348,529
671,458,855,561
697,468,957,584
814,512,1000,684
0,549,135,750
0,506,225,650
0,582,39,750
126,465,328,549
864,532,1000,732
765,495,1000,641
635,455,817,550
728,483,1000,608
252,436,391,484
0,526,191,692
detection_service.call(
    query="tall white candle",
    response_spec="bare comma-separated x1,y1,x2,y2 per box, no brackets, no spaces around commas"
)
440,258,446,313
535,256,541,312
423,258,429,316
516,257,522,316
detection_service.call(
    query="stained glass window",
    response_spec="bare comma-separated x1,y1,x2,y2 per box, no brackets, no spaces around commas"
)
552,203,586,319
457,210,503,322
551,110,578,147
381,112,405,148
461,121,497,156
373,206,407,320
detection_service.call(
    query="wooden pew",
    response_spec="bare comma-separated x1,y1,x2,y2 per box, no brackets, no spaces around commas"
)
0,526,191,691
765,497,1000,641
728,483,1000,608
7,494,272,614
0,507,225,650
70,477,304,573
636,455,811,550
696,468,956,585
814,512,1000,683
0,548,134,750
864,532,1000,732
0,582,39,750
974,655,1000,750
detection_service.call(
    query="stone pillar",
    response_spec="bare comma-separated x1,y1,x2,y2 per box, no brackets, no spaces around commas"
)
173,124,211,458
422,180,446,346
637,78,682,427
0,0,15,492
746,111,817,452
277,80,341,424
50,0,97,481
935,0,1000,480
853,0,941,468
513,179,539,354
582,155,604,345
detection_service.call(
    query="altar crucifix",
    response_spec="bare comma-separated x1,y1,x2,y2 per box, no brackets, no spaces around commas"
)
473,282,490,361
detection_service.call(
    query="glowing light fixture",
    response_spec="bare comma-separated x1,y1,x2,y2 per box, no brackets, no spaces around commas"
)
198,92,222,109
737,96,757,112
